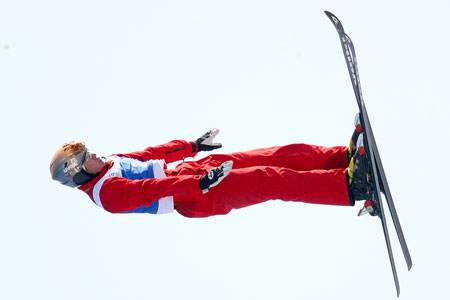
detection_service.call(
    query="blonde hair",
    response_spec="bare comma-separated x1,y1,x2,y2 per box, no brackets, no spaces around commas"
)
60,141,86,157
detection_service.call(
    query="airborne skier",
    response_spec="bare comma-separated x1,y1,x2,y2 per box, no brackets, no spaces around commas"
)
47,10,411,297
49,120,373,217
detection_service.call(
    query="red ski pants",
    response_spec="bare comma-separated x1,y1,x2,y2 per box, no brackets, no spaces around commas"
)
170,143,351,218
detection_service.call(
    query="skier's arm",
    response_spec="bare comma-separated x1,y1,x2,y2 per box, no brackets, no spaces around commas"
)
99,175,203,213
117,129,222,163
117,140,197,163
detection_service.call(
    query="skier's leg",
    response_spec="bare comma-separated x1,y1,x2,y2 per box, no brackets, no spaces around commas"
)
216,166,351,208
194,144,349,171
174,166,351,218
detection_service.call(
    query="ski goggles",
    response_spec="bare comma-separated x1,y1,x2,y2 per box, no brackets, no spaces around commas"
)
63,147,88,178
69,149,99,186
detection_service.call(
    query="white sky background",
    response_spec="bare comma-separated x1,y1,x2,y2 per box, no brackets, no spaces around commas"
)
1,0,449,299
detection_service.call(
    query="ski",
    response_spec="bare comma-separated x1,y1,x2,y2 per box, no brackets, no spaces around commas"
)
324,11,412,297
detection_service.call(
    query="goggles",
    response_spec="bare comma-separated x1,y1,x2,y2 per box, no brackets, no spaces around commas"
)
63,148,88,177
63,147,97,186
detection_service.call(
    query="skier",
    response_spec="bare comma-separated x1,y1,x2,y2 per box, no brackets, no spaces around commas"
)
49,116,372,218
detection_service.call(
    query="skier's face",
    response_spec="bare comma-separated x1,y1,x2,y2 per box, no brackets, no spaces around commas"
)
83,152,106,174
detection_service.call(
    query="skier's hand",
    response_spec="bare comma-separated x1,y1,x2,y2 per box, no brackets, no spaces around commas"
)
193,128,222,152
199,161,233,194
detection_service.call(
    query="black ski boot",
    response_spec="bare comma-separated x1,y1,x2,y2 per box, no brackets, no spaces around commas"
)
347,112,363,162
346,134,378,216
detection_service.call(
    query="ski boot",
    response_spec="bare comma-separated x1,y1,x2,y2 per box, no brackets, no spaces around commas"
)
347,112,363,162
346,134,378,216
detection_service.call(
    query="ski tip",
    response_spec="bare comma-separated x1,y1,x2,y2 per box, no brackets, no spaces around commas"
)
323,10,344,32
324,10,336,20
324,10,333,17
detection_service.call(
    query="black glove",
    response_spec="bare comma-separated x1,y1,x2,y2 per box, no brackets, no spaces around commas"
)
199,161,233,194
192,129,222,152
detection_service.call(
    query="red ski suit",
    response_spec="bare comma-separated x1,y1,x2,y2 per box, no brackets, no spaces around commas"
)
171,143,351,217
79,140,352,218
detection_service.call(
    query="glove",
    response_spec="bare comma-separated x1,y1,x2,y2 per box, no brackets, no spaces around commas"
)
199,161,233,194
192,128,222,152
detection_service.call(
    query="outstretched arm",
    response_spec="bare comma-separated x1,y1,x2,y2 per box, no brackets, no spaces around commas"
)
117,140,197,163
98,160,233,213
116,129,223,163
100,175,202,213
